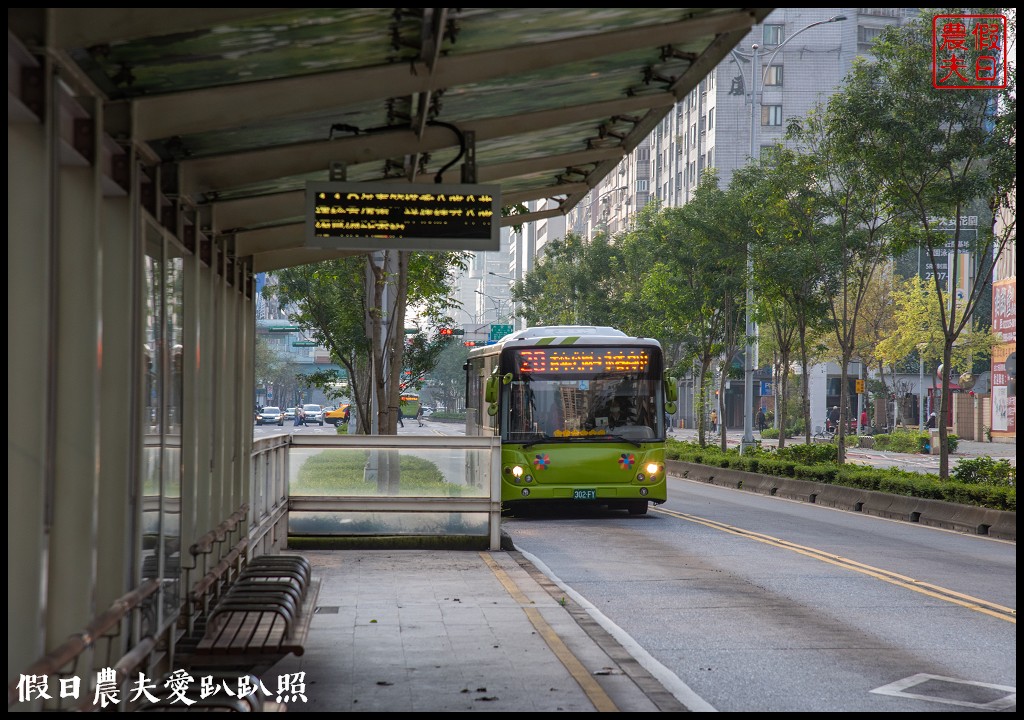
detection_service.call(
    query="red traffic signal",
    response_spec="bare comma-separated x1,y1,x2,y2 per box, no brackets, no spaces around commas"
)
439,327,454,336
464,341,477,347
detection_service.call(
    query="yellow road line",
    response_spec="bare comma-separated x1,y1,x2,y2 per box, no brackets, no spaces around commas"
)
480,552,619,712
653,507,1016,624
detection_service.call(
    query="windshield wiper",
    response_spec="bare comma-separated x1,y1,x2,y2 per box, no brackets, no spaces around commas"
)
522,433,550,449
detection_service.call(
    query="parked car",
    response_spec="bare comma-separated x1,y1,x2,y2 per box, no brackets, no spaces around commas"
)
301,404,324,426
284,407,296,421
257,406,284,426
324,404,350,426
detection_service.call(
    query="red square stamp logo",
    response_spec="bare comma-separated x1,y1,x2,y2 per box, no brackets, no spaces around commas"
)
932,13,1009,89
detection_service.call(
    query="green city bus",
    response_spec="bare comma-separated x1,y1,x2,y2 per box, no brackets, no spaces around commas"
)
465,326,677,515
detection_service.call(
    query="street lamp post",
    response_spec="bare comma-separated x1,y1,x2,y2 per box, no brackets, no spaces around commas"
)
486,271,517,327
475,289,509,322
738,14,846,454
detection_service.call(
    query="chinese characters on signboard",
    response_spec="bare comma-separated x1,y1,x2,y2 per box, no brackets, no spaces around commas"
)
990,278,1016,434
306,181,500,251
516,348,651,376
932,14,1008,89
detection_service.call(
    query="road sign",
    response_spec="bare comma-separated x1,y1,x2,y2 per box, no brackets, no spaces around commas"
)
489,324,513,341
855,379,865,394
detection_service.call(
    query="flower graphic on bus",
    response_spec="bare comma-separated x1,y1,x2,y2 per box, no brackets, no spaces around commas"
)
534,454,550,470
618,453,635,470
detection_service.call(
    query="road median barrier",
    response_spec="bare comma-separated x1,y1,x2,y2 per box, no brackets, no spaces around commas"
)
667,460,1014,541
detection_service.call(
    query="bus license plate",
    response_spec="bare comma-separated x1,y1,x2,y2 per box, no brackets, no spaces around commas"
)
573,489,597,500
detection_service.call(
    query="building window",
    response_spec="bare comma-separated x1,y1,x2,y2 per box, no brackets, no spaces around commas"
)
707,147,714,167
707,107,715,130
761,105,783,126
763,65,783,87
763,24,785,46
858,25,886,50
636,179,648,192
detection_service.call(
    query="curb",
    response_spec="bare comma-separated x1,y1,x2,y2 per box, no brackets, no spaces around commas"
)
667,460,1015,542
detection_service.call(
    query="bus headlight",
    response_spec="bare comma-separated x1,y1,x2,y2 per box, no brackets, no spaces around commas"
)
646,462,660,476
524,475,534,483
521,488,531,497
636,473,646,482
511,465,524,478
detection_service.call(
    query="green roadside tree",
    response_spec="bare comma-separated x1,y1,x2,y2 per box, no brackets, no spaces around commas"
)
270,250,466,436
734,146,832,447
789,103,902,463
510,231,620,327
850,264,901,431
838,12,1016,477
876,275,1000,400
657,172,747,449
423,340,470,414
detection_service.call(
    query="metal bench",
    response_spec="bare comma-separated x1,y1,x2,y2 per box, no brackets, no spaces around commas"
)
177,510,319,675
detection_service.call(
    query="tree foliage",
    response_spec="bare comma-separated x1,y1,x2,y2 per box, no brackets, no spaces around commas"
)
269,250,466,435
838,11,1015,476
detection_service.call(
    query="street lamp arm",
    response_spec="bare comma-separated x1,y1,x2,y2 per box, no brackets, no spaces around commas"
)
759,15,846,90
739,13,845,454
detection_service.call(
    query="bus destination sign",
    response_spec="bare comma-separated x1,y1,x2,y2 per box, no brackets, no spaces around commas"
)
306,181,501,251
516,348,651,375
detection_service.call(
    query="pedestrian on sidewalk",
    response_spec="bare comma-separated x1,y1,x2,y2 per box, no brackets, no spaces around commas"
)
756,406,766,433
710,409,718,433
416,405,424,427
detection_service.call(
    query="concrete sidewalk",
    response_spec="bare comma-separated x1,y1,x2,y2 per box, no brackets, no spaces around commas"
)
263,549,687,712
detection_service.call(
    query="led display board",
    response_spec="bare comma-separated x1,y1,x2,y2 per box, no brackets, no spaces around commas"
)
515,348,652,376
306,181,501,251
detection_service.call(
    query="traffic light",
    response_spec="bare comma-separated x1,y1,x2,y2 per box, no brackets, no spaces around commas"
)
438,327,466,337
464,341,477,347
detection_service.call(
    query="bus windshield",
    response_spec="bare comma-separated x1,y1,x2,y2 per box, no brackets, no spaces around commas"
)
501,346,662,443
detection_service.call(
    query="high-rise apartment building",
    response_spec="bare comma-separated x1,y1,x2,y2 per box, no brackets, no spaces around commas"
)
569,8,913,232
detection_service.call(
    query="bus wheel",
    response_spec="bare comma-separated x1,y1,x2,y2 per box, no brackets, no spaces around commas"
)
627,500,648,516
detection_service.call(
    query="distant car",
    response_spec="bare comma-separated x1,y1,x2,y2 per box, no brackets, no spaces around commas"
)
257,406,284,426
301,403,324,426
284,407,296,421
324,404,350,426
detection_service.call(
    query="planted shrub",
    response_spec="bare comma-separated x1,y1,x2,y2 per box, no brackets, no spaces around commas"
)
951,457,1016,487
778,443,838,465
667,436,1015,511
